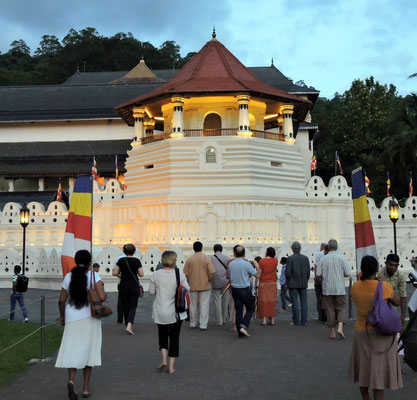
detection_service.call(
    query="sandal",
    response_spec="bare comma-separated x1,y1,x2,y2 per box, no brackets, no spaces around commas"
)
82,394,92,399
67,382,78,400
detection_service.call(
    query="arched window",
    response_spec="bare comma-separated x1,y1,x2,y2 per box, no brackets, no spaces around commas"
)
203,113,222,133
205,147,217,163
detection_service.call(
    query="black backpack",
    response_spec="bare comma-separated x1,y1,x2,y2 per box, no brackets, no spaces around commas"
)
15,274,29,293
399,312,417,371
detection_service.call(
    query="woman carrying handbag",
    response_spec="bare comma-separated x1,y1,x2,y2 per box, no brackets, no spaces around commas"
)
349,255,402,400
55,250,107,400
149,251,190,374
113,243,144,335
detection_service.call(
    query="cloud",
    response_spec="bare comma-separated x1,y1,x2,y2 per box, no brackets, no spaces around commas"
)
0,0,416,97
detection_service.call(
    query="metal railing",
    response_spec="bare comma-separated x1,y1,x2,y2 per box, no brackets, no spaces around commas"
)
251,129,285,141
183,128,238,137
141,132,171,145
140,128,285,144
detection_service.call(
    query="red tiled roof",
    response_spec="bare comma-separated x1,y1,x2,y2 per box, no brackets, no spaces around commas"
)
116,39,312,125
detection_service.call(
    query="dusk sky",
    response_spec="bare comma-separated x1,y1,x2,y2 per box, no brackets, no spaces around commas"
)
1,0,416,98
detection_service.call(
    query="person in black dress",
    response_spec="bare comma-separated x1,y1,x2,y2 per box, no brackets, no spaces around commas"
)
112,243,144,335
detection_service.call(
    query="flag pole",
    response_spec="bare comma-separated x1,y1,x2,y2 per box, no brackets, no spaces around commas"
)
90,174,94,254
334,151,337,176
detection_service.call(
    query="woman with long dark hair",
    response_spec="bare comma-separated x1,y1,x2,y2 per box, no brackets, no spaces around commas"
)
55,250,106,400
349,255,402,400
112,243,144,335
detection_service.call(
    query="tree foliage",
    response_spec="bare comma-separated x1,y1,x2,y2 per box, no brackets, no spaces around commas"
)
0,28,193,85
312,77,407,203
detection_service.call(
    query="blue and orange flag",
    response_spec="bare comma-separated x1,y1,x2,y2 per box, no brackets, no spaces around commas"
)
61,176,93,276
352,167,378,274
336,151,343,175
364,174,371,195
386,172,391,197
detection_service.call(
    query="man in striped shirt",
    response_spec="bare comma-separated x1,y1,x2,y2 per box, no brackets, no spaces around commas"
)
316,239,350,339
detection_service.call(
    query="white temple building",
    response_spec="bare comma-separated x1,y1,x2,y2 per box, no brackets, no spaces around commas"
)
0,33,415,290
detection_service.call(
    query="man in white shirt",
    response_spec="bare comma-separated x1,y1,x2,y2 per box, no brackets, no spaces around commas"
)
316,239,350,339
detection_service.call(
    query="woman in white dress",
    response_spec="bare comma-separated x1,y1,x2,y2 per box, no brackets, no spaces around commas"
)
149,251,190,374
55,250,106,400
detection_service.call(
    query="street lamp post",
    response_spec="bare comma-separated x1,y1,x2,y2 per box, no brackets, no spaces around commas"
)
20,204,29,275
388,198,399,255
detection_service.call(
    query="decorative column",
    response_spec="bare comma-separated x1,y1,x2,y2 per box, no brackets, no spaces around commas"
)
277,115,284,137
8,179,14,192
281,104,294,142
38,178,45,191
68,177,74,193
171,97,184,138
144,119,155,136
236,94,252,137
132,107,145,144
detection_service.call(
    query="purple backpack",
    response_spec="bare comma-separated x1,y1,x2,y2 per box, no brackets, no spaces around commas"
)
366,280,402,336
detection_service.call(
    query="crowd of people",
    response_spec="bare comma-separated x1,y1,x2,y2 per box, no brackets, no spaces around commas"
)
45,239,414,400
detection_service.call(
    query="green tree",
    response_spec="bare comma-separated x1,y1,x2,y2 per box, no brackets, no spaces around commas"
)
386,94,417,199
35,35,62,56
313,77,401,203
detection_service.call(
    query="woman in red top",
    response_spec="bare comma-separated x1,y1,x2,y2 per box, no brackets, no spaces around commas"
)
258,247,278,326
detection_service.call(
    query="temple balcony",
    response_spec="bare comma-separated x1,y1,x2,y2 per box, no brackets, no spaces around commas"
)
140,128,285,145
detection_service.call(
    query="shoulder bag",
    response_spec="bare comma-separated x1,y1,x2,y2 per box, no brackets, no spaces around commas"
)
214,254,228,270
89,271,113,318
366,280,402,352
124,257,144,298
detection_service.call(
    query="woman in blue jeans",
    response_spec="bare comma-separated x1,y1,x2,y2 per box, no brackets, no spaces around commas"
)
10,265,28,322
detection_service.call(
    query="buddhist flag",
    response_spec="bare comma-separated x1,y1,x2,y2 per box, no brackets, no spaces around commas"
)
352,167,378,274
336,151,343,175
56,182,63,202
386,172,391,197
364,174,371,195
115,155,119,179
311,154,317,171
91,157,98,181
61,176,93,276
409,172,413,197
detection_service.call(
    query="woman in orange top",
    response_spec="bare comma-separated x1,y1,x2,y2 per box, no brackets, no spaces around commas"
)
349,255,402,400
257,247,278,326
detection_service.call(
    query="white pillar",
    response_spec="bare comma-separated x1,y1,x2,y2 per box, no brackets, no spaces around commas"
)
38,178,45,191
68,177,74,193
281,104,294,142
8,179,14,192
171,97,184,138
144,119,155,136
237,94,252,137
133,108,145,145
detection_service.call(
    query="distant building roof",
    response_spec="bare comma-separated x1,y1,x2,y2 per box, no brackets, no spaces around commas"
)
0,140,131,178
109,57,164,84
0,48,318,124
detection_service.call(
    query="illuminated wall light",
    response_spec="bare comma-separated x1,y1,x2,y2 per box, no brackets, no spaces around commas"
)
145,107,153,118
154,116,164,121
264,113,279,120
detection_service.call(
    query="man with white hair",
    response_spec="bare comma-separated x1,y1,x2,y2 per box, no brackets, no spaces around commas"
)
316,239,350,339
285,241,310,326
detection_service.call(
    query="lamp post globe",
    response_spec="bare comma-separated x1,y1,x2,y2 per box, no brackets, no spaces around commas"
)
20,204,30,275
388,197,399,254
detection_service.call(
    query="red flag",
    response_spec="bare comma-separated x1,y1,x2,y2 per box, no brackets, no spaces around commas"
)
56,182,63,202
409,172,413,197
310,155,317,171
91,157,98,181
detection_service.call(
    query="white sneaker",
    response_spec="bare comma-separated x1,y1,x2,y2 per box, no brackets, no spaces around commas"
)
24,318,29,323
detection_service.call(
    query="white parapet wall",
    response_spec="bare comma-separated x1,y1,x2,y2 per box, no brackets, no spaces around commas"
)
0,175,416,291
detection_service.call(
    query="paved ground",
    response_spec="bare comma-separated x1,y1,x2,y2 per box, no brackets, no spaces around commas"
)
1,288,416,399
